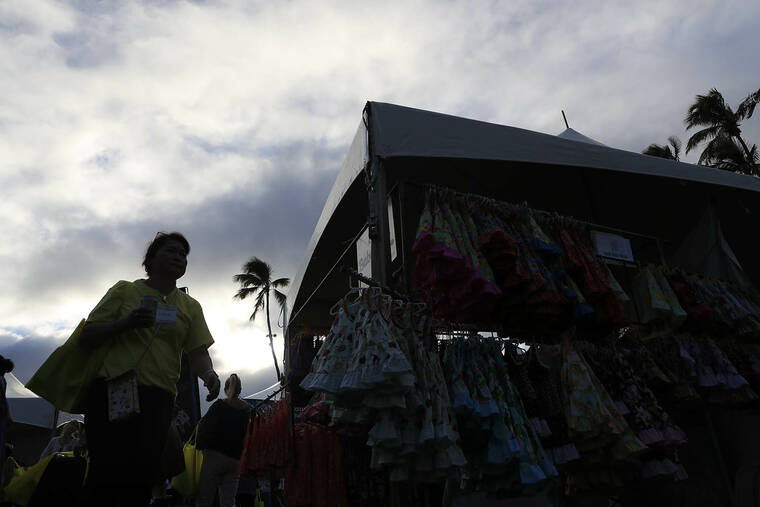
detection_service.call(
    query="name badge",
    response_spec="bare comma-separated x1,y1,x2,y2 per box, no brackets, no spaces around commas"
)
156,305,178,325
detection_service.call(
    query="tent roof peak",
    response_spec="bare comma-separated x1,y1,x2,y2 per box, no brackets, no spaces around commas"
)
557,127,607,146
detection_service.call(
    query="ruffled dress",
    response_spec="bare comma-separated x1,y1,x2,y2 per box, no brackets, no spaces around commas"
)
508,345,580,467
560,339,647,492
412,193,502,322
579,340,687,450
443,336,556,497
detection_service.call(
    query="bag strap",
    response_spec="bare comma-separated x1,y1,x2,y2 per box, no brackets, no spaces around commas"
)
133,289,181,374
188,423,200,445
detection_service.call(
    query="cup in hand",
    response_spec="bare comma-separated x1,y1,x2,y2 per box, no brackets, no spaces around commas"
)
140,295,159,325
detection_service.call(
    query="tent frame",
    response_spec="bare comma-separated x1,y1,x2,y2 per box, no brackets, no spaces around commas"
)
285,101,760,365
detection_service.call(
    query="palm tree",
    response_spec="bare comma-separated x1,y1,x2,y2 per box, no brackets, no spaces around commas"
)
684,88,758,173
233,257,290,381
643,136,682,161
699,135,759,175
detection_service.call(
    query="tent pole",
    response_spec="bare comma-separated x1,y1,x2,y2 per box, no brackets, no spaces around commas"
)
371,157,391,284
365,102,391,285
398,181,411,294
51,407,59,437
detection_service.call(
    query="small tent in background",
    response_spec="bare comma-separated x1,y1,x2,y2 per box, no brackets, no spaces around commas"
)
671,202,751,286
5,373,55,429
5,372,56,465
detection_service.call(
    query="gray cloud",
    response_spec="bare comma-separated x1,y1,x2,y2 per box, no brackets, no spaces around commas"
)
0,334,60,384
52,31,121,69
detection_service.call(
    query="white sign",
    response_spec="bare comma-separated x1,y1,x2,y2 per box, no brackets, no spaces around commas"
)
388,198,398,261
592,231,634,262
356,228,372,286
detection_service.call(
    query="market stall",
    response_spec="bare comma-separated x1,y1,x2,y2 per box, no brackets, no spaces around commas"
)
263,102,760,506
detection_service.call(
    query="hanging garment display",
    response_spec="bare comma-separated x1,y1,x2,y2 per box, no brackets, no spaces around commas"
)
559,338,648,492
412,187,629,332
673,274,760,338
287,183,760,504
300,287,467,482
578,339,687,448
285,422,349,507
442,335,558,497
412,192,502,323
505,344,580,467
238,395,291,477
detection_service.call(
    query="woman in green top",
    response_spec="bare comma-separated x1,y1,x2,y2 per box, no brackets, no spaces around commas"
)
79,232,221,507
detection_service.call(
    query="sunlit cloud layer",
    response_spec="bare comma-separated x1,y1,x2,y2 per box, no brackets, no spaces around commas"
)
1,0,759,399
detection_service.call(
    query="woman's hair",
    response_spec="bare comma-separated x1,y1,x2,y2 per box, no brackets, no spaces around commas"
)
224,373,242,399
142,232,190,276
0,354,14,374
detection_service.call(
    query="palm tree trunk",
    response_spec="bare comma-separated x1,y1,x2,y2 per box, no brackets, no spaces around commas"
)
265,290,282,381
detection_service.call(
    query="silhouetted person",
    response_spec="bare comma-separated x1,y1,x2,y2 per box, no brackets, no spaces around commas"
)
79,232,221,507
0,354,13,501
39,422,81,460
196,373,251,507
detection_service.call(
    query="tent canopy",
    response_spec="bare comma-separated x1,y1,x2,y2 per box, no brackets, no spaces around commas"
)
287,102,760,331
5,373,56,429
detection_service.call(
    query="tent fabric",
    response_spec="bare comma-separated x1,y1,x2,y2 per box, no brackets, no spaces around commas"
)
368,102,760,193
6,373,38,398
287,120,367,323
671,203,750,285
5,373,56,429
556,127,607,146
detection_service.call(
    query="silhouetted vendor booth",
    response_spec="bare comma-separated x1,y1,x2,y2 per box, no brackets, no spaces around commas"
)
241,102,760,507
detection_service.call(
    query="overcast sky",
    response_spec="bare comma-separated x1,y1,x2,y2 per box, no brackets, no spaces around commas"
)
1,0,759,408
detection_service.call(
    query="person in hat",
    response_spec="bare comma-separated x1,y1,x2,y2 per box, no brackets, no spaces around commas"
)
39,421,82,460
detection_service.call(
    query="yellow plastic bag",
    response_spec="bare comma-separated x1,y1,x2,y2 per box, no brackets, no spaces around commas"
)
26,319,112,413
170,426,203,498
255,488,265,507
3,452,75,506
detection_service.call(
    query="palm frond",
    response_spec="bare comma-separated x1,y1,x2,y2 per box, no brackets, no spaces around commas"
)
667,136,682,160
232,273,264,289
272,277,290,288
685,88,730,130
273,289,287,308
686,125,721,154
700,136,758,174
737,88,760,119
249,290,267,321
241,257,272,283
642,143,676,160
234,286,259,301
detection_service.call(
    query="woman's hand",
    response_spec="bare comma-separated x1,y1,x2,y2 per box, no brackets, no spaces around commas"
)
202,371,221,402
125,307,155,329
188,345,220,401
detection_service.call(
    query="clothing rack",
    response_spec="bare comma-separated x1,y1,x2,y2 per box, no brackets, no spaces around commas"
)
412,181,669,245
340,265,420,304
252,382,288,412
